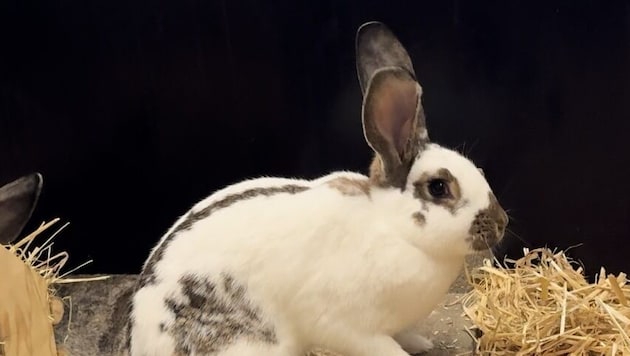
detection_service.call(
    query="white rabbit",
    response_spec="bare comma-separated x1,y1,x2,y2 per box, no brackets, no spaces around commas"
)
128,21,507,356
0,173,43,245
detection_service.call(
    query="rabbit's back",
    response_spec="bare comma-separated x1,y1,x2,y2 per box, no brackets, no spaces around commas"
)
129,173,389,355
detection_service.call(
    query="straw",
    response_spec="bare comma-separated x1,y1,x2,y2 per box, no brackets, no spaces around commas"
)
462,247,630,355
4,219,109,286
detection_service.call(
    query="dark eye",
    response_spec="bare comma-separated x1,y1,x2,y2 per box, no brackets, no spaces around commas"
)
428,179,449,198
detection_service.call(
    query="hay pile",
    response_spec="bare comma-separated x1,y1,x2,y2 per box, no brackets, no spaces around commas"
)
462,247,630,355
0,218,106,356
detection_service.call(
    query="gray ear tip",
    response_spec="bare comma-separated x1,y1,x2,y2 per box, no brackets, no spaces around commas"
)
356,21,390,42
5,172,44,202
27,171,43,181
21,172,44,192
0,172,44,245
358,21,386,32
33,172,43,185
32,173,43,201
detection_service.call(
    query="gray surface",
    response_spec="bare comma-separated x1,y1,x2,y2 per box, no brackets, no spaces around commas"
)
54,275,135,356
52,252,491,355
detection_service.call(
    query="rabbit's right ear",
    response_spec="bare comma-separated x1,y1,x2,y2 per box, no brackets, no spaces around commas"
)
0,173,43,244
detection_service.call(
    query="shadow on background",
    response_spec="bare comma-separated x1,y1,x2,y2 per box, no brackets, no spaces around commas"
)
1,0,629,277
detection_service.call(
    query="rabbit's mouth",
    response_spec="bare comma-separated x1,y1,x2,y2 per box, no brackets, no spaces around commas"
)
469,228,505,251
468,193,508,251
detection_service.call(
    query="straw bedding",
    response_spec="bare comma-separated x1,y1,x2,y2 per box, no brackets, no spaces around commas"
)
9,218,626,355
462,247,630,355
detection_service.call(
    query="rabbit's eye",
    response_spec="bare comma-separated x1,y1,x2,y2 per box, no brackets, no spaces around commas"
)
428,179,450,199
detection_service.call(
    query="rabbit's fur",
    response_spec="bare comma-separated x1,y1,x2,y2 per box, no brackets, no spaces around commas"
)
128,22,508,356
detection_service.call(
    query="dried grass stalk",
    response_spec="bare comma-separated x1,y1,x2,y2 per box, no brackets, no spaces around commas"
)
462,247,630,355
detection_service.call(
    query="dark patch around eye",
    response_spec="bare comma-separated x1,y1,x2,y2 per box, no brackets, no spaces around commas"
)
413,168,463,214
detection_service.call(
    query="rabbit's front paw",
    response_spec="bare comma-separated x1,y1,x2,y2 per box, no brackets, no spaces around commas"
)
394,328,434,354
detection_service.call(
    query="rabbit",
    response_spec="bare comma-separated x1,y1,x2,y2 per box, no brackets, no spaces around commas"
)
0,172,43,245
127,21,508,356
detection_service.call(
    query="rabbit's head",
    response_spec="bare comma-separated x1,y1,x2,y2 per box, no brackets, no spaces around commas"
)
357,22,507,256
0,173,43,244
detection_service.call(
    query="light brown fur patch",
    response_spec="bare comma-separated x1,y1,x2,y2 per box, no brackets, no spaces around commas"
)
368,153,416,190
368,155,387,187
327,177,371,196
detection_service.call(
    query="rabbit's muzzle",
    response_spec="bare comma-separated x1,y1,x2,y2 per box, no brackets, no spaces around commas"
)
469,192,508,251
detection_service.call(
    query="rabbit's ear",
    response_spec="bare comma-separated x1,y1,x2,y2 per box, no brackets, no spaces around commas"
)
0,173,43,244
357,22,429,188
362,67,428,189
356,21,415,95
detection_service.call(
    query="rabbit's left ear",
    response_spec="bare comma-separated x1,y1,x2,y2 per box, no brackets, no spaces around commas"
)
0,173,43,244
357,22,429,188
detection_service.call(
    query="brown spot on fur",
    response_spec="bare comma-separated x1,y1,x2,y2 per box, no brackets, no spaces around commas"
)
369,155,386,187
368,154,416,189
412,211,426,225
165,273,276,354
469,192,508,251
138,184,309,289
327,177,371,196
413,168,464,214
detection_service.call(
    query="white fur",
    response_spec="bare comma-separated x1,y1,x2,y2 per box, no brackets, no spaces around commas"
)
130,144,495,356
405,144,494,257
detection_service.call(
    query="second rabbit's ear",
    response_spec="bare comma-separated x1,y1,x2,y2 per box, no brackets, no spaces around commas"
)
0,173,43,244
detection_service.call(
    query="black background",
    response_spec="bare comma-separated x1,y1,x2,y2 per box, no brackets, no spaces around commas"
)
1,1,629,278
